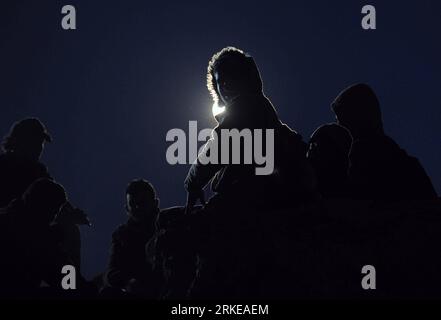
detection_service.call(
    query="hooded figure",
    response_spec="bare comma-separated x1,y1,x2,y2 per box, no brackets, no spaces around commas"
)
332,83,437,201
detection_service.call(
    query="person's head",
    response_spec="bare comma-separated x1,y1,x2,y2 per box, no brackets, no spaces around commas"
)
2,118,52,161
125,179,159,222
331,84,383,138
307,123,352,175
207,47,263,106
22,178,67,226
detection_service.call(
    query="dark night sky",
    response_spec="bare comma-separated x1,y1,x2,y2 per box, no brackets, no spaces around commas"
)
1,0,440,278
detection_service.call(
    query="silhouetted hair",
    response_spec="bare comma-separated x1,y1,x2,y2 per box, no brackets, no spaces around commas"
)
126,179,156,200
207,46,263,103
310,123,352,156
2,118,52,152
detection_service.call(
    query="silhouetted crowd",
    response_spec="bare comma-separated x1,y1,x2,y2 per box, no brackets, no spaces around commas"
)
1,47,440,300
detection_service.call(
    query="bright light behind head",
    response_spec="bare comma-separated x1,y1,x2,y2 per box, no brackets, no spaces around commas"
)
212,102,226,117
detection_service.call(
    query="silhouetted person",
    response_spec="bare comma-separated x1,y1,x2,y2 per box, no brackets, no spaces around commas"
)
332,83,437,201
185,47,316,212
0,118,89,274
0,179,91,298
146,206,201,299
0,118,52,207
307,123,352,197
51,201,91,271
103,179,160,298
185,47,317,299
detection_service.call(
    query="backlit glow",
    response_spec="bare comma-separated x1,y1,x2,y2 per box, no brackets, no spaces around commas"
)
212,102,226,117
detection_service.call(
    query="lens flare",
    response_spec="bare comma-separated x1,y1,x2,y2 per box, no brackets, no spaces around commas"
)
212,102,226,117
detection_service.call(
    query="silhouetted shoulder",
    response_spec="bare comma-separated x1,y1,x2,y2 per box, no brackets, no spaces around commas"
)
156,206,186,229
0,153,51,189
0,152,49,172
279,123,307,150
111,223,131,242
0,153,16,173
349,134,437,200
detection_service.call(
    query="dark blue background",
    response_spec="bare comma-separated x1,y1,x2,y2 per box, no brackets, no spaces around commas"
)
1,0,440,278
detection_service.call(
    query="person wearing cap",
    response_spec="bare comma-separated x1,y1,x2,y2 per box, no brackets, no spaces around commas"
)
0,118,90,274
0,118,52,208
332,83,437,201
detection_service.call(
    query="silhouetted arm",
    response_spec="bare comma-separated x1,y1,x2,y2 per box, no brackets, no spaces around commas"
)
105,230,133,289
184,130,224,193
